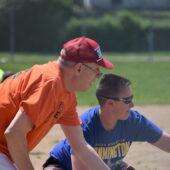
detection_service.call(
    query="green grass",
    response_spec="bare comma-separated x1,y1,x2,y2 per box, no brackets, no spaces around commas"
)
1,52,170,105
76,61,170,105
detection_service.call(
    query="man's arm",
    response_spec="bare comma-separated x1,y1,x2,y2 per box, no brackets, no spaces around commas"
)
71,153,88,170
152,131,170,152
4,109,34,170
60,125,110,170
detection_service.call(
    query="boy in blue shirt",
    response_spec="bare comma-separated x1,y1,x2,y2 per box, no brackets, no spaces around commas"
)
43,74,170,170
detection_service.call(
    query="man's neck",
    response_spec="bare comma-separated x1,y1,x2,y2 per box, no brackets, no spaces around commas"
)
99,108,118,131
57,60,74,92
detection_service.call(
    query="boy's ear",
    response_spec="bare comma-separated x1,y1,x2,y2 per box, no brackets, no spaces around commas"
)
105,99,115,108
107,99,114,105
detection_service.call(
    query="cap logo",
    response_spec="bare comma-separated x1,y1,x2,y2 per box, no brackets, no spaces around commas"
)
95,47,103,61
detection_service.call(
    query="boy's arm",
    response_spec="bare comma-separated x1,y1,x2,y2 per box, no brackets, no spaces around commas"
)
152,131,170,152
60,124,110,170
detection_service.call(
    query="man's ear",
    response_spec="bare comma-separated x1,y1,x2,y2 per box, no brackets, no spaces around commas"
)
74,63,83,75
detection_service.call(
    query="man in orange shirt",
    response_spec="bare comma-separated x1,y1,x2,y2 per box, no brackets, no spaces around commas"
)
0,37,114,170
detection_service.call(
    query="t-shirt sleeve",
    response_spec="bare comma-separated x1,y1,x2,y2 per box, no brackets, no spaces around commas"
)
80,111,95,147
57,94,81,126
82,126,95,146
19,76,57,127
129,110,163,143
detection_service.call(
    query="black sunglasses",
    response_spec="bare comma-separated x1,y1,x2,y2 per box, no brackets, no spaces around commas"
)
101,95,134,104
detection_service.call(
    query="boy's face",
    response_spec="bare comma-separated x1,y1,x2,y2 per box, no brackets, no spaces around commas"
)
113,85,134,120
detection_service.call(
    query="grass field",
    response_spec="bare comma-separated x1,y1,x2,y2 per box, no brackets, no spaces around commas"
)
0,52,170,105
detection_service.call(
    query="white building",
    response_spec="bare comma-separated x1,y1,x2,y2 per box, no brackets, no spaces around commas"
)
82,0,170,10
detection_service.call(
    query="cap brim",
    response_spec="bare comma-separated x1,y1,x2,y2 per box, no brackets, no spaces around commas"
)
97,58,114,69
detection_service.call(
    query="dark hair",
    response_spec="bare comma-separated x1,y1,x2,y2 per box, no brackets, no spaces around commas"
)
96,74,131,106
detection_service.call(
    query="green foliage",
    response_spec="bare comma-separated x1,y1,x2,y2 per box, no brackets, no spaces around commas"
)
65,10,149,51
0,0,74,52
1,3,170,52
0,0,5,10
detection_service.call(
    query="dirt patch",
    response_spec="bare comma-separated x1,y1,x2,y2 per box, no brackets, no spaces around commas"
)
30,105,170,170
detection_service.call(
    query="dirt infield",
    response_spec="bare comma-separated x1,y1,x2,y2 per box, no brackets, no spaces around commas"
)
30,105,170,170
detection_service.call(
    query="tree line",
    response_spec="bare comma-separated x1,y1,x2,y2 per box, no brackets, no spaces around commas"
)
0,0,170,53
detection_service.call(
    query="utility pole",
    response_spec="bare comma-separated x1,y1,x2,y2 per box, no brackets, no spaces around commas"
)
80,0,92,36
8,0,15,62
148,0,154,62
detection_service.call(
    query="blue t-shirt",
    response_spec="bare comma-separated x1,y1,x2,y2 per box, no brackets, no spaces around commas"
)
50,106,163,170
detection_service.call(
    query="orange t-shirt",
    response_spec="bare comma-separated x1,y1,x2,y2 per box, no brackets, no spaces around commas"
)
0,61,81,160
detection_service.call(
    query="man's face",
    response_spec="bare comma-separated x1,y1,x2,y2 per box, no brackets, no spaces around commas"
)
74,63,102,92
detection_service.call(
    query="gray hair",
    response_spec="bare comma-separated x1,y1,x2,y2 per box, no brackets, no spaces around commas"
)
58,57,76,67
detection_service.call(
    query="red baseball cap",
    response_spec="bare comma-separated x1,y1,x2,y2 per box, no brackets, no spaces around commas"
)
60,37,114,69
